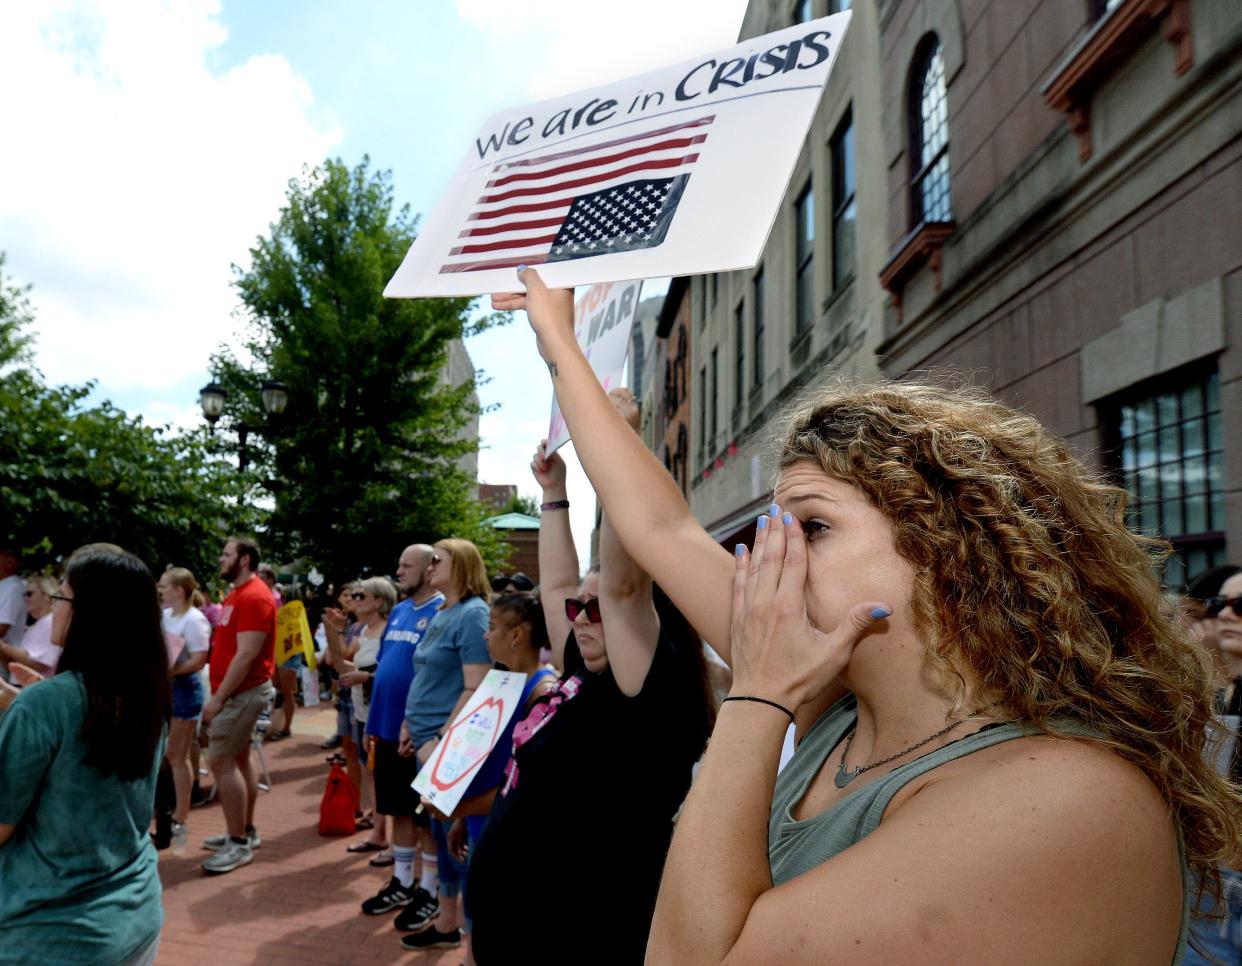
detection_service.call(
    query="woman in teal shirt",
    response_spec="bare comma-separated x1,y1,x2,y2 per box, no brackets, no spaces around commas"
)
0,546,170,965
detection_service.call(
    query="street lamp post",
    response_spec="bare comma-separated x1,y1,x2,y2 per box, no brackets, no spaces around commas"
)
198,378,290,473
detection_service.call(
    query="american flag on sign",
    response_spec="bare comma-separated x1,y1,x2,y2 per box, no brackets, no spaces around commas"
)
440,115,714,274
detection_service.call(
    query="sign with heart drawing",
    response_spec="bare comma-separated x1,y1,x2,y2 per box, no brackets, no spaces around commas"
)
412,669,528,815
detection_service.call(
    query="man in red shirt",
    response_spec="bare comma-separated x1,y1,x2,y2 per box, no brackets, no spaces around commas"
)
200,536,277,874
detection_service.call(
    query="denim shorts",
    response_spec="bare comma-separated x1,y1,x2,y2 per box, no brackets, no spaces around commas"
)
171,672,204,720
336,690,355,737
279,651,307,672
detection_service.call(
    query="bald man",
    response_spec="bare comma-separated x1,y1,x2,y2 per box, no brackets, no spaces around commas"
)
360,545,445,925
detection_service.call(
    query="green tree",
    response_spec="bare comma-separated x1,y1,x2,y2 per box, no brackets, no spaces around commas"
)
0,256,260,581
499,492,541,517
212,157,509,581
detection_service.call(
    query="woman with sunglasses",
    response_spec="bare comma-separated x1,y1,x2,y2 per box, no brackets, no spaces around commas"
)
1182,570,1242,965
465,392,716,966
491,269,1242,966
0,545,169,965
0,575,61,676
333,577,397,849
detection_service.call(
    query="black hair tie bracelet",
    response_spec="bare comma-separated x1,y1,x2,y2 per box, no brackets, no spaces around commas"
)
722,695,796,723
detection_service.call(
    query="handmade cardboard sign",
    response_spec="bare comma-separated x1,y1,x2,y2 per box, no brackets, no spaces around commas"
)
546,279,643,454
274,600,316,670
385,11,852,297
412,669,528,815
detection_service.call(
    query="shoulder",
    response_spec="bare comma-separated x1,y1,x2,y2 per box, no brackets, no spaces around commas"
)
8,672,84,720
877,733,1179,904
740,736,1181,963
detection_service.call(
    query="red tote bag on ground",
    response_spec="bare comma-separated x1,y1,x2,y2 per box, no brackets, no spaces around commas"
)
318,760,360,836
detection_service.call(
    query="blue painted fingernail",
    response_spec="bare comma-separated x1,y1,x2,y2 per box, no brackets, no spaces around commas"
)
757,515,768,530
517,263,527,272
769,503,780,517
735,544,746,557
870,607,892,620
782,512,793,526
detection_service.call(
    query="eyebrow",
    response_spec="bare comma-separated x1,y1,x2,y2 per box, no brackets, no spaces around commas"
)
781,492,839,506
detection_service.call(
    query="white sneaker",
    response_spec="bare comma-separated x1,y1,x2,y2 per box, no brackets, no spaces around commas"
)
201,839,252,874
171,821,189,856
202,826,260,851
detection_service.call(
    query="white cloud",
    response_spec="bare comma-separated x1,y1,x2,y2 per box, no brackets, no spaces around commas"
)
454,0,749,100
0,0,341,392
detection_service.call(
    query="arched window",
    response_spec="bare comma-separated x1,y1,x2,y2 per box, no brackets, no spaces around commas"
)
909,36,951,227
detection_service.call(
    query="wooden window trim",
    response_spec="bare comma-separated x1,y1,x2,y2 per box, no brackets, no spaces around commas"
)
1042,0,1193,162
879,221,955,324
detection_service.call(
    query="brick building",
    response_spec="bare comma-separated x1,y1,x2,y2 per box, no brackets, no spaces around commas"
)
874,0,1242,585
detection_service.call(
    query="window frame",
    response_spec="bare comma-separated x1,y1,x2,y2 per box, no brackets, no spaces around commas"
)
794,180,815,335
908,36,952,230
752,268,766,393
1103,365,1226,589
734,299,746,410
830,106,857,288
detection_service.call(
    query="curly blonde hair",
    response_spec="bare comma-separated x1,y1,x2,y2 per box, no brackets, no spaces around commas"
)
777,380,1241,902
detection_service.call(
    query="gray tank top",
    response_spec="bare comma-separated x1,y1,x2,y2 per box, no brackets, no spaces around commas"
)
768,694,1190,964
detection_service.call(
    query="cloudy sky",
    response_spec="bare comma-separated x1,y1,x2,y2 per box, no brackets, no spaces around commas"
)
0,0,747,562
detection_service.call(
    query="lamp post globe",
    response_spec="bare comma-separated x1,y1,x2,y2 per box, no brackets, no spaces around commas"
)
198,382,227,425
261,379,290,416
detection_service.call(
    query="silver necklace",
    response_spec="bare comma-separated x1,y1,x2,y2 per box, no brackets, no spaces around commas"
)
834,709,988,789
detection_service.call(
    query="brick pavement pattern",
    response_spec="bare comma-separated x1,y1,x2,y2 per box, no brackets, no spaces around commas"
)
157,703,461,966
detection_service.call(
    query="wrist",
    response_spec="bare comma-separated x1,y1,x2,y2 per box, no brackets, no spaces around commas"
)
541,486,568,502
724,688,799,723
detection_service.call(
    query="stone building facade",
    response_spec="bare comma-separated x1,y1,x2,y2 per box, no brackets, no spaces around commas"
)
875,0,1242,586
689,0,889,546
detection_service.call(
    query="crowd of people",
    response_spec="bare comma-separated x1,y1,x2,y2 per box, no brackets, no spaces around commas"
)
0,268,1240,964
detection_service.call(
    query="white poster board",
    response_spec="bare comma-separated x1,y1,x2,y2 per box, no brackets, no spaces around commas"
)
546,279,643,454
385,12,852,298
412,668,527,815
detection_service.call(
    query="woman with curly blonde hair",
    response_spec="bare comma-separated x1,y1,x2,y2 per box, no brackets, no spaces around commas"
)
494,269,1242,966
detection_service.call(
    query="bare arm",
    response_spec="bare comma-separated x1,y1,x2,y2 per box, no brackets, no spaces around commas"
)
495,273,736,662
173,650,208,676
594,390,661,696
0,643,51,676
532,444,579,669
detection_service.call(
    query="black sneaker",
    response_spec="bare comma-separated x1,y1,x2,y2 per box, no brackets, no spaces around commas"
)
360,877,414,915
400,926,461,950
393,886,439,932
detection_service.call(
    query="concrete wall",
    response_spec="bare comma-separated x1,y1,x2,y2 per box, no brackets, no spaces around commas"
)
690,0,889,540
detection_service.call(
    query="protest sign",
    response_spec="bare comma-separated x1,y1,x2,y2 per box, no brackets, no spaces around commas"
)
546,279,643,453
412,669,528,816
274,600,316,671
385,12,852,297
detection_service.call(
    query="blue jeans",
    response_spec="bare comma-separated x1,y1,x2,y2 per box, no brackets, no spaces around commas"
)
430,816,467,899
1184,868,1242,966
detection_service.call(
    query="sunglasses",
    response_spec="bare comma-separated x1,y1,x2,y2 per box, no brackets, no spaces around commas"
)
1203,595,1242,618
429,555,444,566
564,597,602,623
347,592,367,601
49,593,72,605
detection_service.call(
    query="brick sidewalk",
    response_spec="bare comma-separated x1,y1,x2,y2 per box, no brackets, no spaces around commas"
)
157,702,461,966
